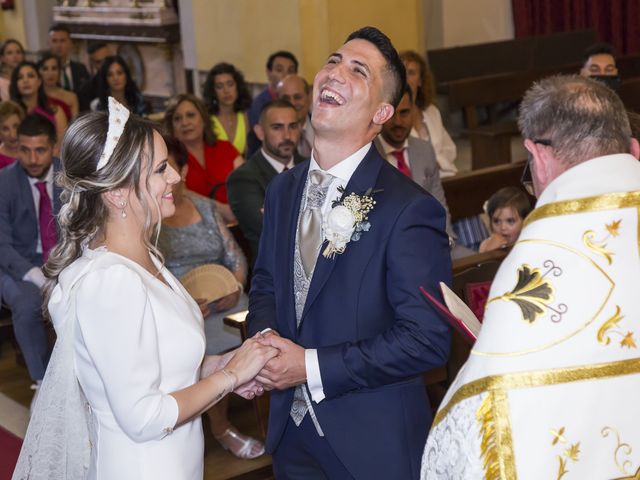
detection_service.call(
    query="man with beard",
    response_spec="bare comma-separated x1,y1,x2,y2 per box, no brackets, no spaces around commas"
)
277,74,314,158
227,99,306,265
375,85,453,239
0,114,60,403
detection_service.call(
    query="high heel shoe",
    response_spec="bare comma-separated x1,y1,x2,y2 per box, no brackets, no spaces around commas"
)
214,427,265,459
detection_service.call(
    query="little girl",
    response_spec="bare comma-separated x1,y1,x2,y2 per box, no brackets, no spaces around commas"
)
479,186,532,253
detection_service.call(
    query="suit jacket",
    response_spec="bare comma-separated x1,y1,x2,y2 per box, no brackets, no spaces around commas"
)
375,136,454,237
69,60,91,95
247,145,452,479
226,149,305,265
0,159,62,280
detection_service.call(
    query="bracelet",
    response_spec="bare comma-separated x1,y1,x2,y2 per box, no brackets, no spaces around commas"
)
220,368,237,393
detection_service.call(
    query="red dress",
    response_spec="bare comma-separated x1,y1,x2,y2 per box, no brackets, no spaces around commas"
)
184,140,238,203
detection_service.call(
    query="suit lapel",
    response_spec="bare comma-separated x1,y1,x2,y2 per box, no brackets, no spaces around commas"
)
282,164,309,337
301,144,384,320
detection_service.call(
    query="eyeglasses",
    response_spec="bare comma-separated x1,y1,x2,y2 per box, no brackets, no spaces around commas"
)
521,139,552,196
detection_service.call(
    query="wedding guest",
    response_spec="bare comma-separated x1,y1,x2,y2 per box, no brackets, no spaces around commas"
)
0,114,59,401
37,52,79,121
163,93,242,224
14,98,277,479
0,100,24,169
92,56,147,116
0,39,24,101
247,50,298,156
159,135,264,459
478,186,531,253
400,50,458,177
203,62,251,156
48,24,90,94
78,42,112,112
10,61,67,153
276,74,313,158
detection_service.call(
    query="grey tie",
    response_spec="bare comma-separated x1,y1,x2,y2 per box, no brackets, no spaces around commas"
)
299,170,333,277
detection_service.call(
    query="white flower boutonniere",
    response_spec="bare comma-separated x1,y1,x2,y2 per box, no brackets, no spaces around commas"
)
322,186,378,258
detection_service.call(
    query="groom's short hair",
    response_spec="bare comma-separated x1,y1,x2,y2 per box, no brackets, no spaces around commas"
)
345,26,406,109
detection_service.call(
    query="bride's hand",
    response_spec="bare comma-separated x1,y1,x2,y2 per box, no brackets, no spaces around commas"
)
224,334,280,387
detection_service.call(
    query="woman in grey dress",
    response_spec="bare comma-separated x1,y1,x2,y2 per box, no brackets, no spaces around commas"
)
158,136,264,459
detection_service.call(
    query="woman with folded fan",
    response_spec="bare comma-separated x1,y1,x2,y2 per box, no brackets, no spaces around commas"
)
158,135,264,460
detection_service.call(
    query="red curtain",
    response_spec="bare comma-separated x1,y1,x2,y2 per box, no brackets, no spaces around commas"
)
512,0,640,55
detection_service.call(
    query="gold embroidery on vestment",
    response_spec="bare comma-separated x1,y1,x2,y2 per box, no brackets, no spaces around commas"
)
433,357,640,429
602,426,633,474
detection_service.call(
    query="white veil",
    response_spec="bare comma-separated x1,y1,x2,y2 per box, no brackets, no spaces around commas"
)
12,280,95,480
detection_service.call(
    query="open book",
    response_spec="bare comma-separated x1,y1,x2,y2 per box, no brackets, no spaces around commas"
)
420,282,482,344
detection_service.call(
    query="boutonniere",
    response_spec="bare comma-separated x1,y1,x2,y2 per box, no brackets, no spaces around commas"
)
322,186,380,258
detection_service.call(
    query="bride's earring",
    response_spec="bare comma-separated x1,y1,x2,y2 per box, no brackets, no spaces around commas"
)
120,201,127,219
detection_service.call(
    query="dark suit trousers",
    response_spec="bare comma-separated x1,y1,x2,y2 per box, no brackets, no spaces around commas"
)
272,415,353,480
0,274,49,380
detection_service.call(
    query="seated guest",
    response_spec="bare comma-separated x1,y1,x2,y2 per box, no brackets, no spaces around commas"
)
0,100,24,169
37,53,78,121
92,56,147,116
203,62,251,156
10,61,67,153
227,99,305,265
77,42,111,112
276,74,313,157
0,114,59,401
163,93,242,224
246,50,298,156
375,85,454,238
479,186,531,253
158,136,264,460
0,39,25,101
400,50,458,177
580,42,620,90
48,24,90,95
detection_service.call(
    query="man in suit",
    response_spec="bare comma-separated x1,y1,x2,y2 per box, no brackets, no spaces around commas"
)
246,51,298,157
375,85,453,238
247,27,451,478
227,99,306,266
78,42,112,112
48,24,90,95
277,74,314,158
0,114,60,388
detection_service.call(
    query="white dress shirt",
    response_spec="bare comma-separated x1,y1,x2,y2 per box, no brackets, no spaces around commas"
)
304,142,371,403
261,148,294,173
377,135,411,170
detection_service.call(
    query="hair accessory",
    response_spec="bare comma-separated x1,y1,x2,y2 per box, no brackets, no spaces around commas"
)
96,97,130,171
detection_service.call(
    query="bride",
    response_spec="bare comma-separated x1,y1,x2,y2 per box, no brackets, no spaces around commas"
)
13,98,278,479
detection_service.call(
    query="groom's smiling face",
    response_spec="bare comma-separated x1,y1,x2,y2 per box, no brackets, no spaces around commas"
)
311,39,391,137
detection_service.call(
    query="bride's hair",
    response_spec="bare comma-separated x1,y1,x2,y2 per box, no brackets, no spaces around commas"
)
43,111,162,307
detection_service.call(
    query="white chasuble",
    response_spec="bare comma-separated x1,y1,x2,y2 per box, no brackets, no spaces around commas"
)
422,154,640,480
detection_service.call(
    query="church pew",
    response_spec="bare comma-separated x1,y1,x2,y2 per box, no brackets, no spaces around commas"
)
442,161,528,222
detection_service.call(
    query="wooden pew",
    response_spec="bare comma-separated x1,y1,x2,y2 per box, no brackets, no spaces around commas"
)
429,30,596,88
442,161,528,222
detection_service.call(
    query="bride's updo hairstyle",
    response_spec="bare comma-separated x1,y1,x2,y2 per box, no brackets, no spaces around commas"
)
44,110,159,288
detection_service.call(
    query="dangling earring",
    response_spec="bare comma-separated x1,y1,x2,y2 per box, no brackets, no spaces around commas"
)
120,201,127,219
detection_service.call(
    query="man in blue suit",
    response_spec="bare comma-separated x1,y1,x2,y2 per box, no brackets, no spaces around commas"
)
0,114,60,387
247,27,452,479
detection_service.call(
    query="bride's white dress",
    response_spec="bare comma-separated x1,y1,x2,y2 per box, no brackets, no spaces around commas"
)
48,248,205,479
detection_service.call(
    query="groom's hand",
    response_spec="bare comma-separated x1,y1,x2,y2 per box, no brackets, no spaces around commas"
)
256,335,306,390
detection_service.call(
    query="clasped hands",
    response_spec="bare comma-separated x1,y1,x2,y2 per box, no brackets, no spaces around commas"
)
200,331,307,400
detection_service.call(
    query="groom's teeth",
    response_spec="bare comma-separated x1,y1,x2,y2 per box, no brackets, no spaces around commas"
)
321,89,344,105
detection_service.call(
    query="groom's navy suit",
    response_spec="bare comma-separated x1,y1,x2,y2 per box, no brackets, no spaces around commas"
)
248,145,452,479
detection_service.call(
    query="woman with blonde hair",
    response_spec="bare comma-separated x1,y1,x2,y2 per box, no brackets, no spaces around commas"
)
14,98,277,479
400,50,458,177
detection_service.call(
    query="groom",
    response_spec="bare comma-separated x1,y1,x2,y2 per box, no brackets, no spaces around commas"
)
247,26,452,479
